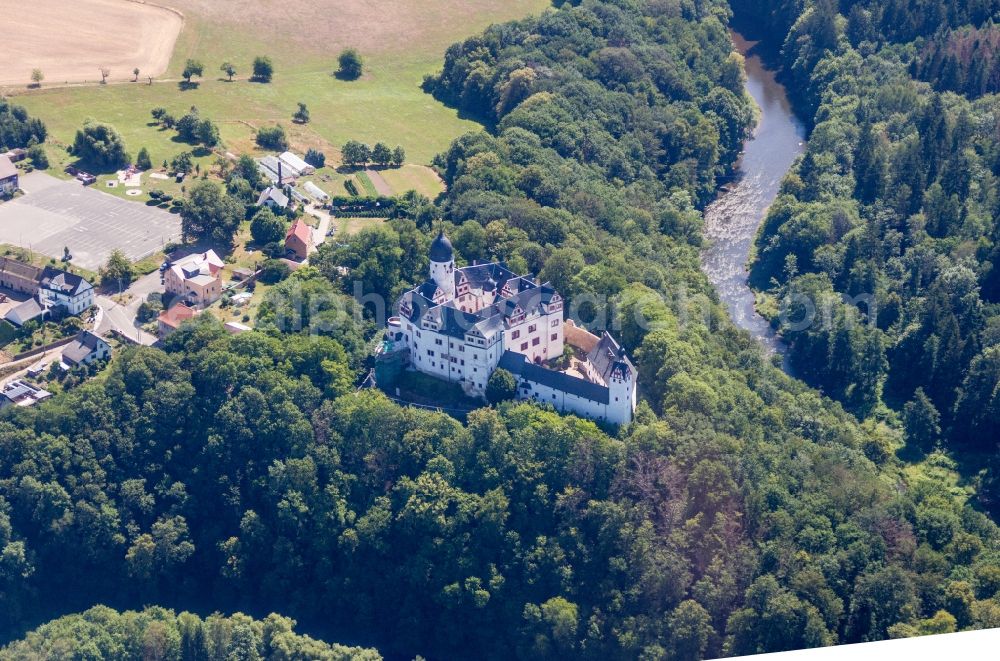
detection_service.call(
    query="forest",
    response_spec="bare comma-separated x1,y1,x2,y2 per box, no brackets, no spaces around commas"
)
1,0,1000,659
734,0,1000,505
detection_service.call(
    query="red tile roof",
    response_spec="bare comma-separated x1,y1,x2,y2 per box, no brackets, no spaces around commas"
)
286,218,312,245
158,302,197,329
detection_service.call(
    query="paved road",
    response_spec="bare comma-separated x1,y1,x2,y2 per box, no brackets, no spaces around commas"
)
0,347,61,387
95,270,163,346
308,204,333,250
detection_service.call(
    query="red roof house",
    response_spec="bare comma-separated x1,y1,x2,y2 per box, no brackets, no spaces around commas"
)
285,218,314,261
157,302,198,339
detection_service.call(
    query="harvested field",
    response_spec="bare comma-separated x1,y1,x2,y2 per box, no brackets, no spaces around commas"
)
0,0,183,87
10,0,549,167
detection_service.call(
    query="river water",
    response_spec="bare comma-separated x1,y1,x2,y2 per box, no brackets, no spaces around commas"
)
701,32,806,357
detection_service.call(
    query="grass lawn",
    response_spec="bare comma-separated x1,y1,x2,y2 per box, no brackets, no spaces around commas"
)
11,0,551,171
378,165,445,198
355,171,378,197
337,217,386,237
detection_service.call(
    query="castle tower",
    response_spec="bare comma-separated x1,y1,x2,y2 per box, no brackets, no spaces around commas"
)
607,348,637,425
429,229,455,301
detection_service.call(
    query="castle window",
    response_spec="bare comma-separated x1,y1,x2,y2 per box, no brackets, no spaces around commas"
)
520,342,528,351
435,338,442,346
511,330,520,339
551,319,559,327
529,324,536,333
551,333,557,341
427,350,434,357
532,338,540,346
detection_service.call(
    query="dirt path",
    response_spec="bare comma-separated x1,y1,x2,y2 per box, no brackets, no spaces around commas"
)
365,170,394,197
0,0,183,86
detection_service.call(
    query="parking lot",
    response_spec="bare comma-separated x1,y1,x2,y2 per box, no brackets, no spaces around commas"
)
0,172,182,271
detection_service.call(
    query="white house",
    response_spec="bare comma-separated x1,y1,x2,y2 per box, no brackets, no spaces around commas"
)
256,186,289,210
384,230,636,425
39,267,94,315
61,330,111,368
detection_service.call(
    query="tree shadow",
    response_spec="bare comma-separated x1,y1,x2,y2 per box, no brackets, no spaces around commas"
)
332,70,361,82
177,80,200,91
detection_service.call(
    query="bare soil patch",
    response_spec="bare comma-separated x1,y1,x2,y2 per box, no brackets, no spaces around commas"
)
0,0,183,86
365,169,394,196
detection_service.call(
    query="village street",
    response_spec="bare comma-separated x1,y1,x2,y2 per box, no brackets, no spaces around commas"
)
95,270,161,346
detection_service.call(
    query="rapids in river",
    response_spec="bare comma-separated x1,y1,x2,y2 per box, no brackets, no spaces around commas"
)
701,32,807,359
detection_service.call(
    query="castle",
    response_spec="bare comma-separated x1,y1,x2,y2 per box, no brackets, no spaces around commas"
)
381,230,637,426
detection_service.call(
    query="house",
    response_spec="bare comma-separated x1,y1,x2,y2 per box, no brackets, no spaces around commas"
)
257,186,289,210
380,231,637,425
0,380,52,409
164,250,224,307
157,302,198,338
0,257,41,295
284,218,313,260
38,267,94,315
0,155,18,196
5,297,47,327
279,151,314,176
61,330,111,368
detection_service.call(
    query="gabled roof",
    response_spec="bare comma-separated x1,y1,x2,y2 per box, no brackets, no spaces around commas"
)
61,330,108,365
5,297,44,326
158,302,197,329
499,351,610,404
169,250,223,283
256,186,289,208
0,155,16,180
39,267,92,296
0,257,42,282
285,218,313,246
587,332,635,383
279,151,312,174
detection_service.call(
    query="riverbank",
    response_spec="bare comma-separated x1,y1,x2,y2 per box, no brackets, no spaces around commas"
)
700,31,806,364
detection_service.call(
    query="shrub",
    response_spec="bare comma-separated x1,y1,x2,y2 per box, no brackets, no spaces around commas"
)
256,125,288,151
486,368,518,404
305,148,326,168
259,259,290,284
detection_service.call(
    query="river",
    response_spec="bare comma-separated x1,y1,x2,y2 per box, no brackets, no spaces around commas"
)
701,32,806,358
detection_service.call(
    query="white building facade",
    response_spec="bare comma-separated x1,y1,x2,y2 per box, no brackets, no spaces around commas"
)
39,267,94,315
387,230,636,425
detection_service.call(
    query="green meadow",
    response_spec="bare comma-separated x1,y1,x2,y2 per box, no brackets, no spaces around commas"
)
12,0,550,175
